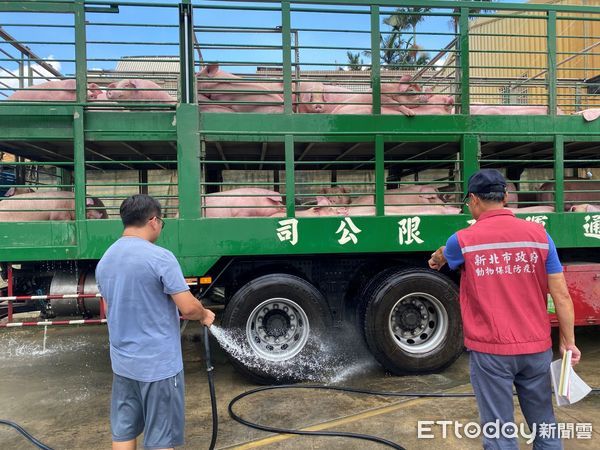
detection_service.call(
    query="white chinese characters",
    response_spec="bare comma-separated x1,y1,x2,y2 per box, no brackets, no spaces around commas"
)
473,249,540,277
525,215,548,227
399,216,424,245
583,214,600,240
276,218,298,246
336,217,362,245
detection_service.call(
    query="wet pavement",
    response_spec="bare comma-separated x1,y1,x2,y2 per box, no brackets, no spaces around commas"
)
0,320,598,449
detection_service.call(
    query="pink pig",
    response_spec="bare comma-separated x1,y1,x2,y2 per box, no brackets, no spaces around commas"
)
0,191,107,221
196,64,284,113
198,93,235,112
570,204,600,213
106,79,176,103
347,205,460,216
410,95,454,115
469,104,565,115
507,206,555,213
270,196,348,217
351,185,444,207
203,188,285,218
8,79,103,102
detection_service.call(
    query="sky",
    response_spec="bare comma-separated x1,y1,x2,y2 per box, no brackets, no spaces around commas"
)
0,0,562,95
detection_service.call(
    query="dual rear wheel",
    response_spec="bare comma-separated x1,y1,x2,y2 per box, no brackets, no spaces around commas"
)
221,269,463,383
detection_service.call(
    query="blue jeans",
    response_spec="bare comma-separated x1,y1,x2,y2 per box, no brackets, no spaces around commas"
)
469,349,562,450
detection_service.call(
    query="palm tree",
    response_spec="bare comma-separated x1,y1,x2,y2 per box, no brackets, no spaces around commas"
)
345,51,364,71
365,7,432,70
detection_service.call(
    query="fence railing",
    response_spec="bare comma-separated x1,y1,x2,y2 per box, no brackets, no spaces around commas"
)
0,1,599,112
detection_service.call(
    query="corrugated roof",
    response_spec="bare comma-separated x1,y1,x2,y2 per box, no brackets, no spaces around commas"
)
114,56,180,74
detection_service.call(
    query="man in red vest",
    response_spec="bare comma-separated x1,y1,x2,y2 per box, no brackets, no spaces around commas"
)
429,169,580,449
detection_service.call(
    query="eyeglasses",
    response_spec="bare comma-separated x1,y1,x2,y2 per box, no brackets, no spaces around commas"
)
152,216,165,229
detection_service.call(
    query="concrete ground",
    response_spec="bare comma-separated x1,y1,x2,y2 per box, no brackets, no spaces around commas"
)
0,320,598,450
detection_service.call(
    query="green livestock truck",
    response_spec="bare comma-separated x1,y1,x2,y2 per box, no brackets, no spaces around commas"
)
1,0,599,383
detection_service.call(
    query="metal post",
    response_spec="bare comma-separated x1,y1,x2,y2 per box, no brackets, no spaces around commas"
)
7,264,13,323
74,0,87,103
458,8,470,115
375,135,384,216
370,5,381,114
73,106,86,221
554,135,564,212
285,134,295,217
281,2,293,113
547,11,557,116
179,0,195,104
462,135,479,212
177,105,201,219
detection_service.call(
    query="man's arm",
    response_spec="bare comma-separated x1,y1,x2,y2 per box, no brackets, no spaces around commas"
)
428,246,447,270
171,291,215,327
548,273,581,365
429,233,463,271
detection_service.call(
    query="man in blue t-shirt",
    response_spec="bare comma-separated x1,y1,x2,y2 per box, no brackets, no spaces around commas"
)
96,194,214,450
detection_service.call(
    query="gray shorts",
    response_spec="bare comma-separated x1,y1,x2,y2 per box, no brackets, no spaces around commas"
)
111,371,185,449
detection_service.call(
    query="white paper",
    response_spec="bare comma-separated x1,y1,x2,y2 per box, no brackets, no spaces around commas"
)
550,356,592,406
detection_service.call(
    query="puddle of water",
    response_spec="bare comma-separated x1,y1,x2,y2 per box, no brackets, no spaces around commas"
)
209,325,378,383
0,333,91,360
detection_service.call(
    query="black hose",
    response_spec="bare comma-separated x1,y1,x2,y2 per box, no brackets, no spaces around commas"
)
204,325,218,450
228,385,600,450
0,419,55,450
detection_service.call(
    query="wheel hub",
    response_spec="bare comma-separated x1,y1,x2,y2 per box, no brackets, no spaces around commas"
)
388,293,449,354
247,298,310,362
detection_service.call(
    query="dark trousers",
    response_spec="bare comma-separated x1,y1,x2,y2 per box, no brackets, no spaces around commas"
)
469,349,562,450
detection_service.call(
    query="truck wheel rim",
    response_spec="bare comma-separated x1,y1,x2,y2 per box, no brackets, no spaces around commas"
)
388,292,448,354
247,298,310,362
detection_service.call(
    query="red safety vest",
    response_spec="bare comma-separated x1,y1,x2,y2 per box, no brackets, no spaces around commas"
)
456,209,552,355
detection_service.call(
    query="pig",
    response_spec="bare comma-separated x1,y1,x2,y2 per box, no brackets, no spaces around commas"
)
351,185,444,207
346,204,460,216
570,204,600,213
301,76,425,116
439,182,518,206
297,82,354,114
0,191,107,221
318,186,351,205
198,94,235,113
538,178,600,211
203,188,284,218
4,187,35,197
93,92,108,101
410,94,454,115
506,206,555,213
8,79,103,102
196,64,284,113
328,104,410,115
271,196,348,217
469,104,566,115
575,108,600,122
106,79,176,103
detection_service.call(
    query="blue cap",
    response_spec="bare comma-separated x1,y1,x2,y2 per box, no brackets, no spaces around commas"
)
464,169,507,201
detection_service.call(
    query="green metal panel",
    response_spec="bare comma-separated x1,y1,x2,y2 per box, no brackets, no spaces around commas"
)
177,104,201,219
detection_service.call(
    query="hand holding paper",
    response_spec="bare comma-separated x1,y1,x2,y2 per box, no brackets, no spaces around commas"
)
550,350,592,407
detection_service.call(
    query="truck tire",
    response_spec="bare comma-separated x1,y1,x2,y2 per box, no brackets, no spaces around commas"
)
221,273,330,384
362,268,463,375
